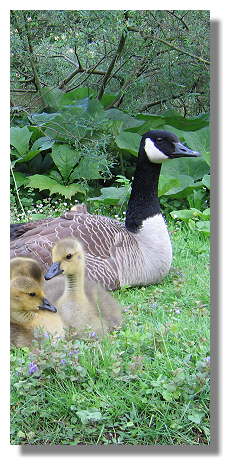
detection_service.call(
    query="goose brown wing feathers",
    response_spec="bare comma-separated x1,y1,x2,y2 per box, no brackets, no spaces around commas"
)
10,210,133,290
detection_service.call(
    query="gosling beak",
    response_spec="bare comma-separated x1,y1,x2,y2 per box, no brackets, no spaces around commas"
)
39,297,57,313
44,262,63,280
171,141,200,158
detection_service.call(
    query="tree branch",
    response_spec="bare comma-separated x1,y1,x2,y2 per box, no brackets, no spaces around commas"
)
22,12,47,107
97,30,127,100
166,11,189,31
126,26,210,65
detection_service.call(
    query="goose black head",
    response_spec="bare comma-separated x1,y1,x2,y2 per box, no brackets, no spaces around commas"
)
140,130,200,163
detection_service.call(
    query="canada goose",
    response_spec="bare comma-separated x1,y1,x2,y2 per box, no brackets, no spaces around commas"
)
44,238,122,338
10,130,200,290
10,274,64,348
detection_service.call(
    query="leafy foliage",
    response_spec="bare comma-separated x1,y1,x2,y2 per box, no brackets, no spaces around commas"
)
10,89,210,217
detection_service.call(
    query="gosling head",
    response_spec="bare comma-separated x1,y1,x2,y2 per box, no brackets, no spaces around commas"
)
10,256,43,284
140,130,200,164
10,276,57,323
44,238,85,280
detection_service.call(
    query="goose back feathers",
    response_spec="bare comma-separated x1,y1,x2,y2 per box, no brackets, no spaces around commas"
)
10,130,200,290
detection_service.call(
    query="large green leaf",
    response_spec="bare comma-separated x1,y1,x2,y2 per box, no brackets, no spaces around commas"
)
70,157,101,181
59,87,96,105
87,98,105,117
170,208,202,220
30,113,61,125
15,149,42,163
115,131,141,156
51,144,81,182
40,87,64,109
179,127,210,165
135,114,166,134
105,109,144,130
31,136,55,151
161,156,209,181
10,126,32,156
11,171,28,188
202,174,210,189
159,175,194,196
26,174,87,198
100,93,119,108
162,111,209,131
89,186,129,205
195,220,210,235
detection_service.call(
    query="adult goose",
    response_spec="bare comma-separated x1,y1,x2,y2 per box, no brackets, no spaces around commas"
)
10,130,200,290
45,237,122,338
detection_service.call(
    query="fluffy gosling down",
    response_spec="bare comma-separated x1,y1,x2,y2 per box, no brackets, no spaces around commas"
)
45,238,122,339
10,258,64,348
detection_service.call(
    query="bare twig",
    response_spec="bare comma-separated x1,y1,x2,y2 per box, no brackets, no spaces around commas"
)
97,30,127,100
166,10,189,31
127,26,210,65
22,12,47,107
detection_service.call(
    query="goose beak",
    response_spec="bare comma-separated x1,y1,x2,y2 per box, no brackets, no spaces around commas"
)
44,262,63,280
39,297,57,313
171,141,200,158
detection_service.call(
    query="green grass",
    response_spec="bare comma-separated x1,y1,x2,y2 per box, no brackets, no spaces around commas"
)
10,222,210,446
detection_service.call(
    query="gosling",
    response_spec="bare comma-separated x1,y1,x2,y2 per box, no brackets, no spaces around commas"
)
45,238,122,338
10,271,64,348
10,256,65,304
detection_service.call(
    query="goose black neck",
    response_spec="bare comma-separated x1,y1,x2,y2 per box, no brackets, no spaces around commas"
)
125,159,161,233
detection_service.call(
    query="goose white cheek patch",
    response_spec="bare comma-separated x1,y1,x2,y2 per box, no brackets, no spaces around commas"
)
144,138,168,162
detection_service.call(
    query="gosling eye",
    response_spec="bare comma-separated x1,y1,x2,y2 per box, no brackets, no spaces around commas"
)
66,254,72,260
28,292,36,297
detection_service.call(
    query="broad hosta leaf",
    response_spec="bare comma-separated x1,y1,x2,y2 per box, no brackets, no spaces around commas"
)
159,175,194,196
202,174,210,189
89,186,129,205
100,93,118,108
11,171,28,188
51,144,80,182
26,174,87,198
87,98,105,117
135,114,166,133
170,208,202,220
115,131,141,156
40,87,64,109
105,109,144,130
31,136,55,151
179,127,210,165
195,220,210,235
161,156,209,181
59,87,96,105
30,112,61,126
202,208,210,220
48,170,64,184
15,149,42,163
10,126,32,156
70,157,101,181
162,111,209,131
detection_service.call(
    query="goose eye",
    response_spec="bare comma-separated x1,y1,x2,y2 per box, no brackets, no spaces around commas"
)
156,137,163,142
29,292,36,297
66,254,72,260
